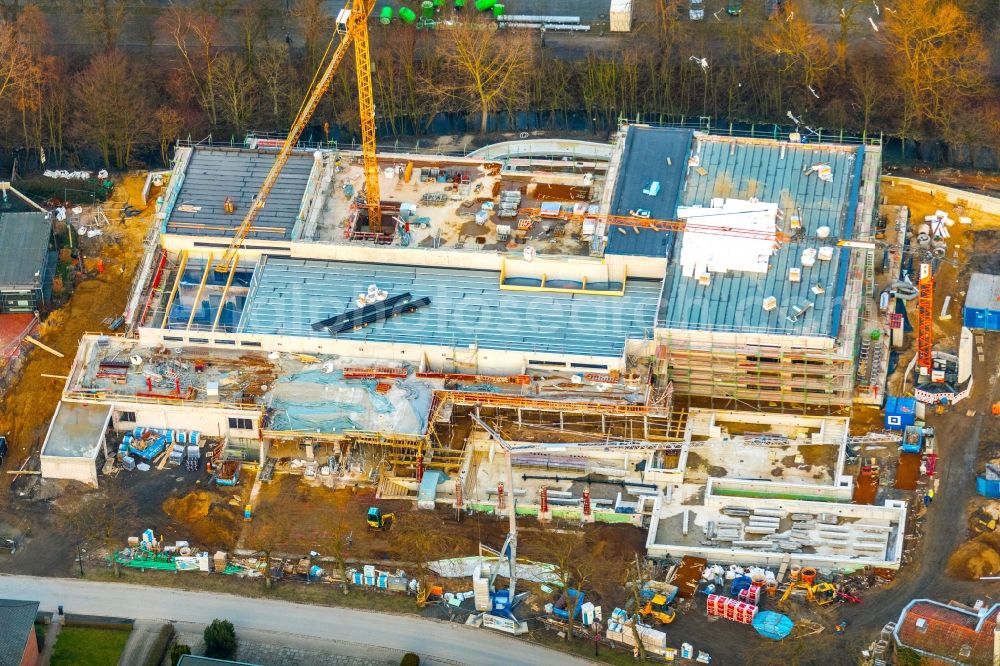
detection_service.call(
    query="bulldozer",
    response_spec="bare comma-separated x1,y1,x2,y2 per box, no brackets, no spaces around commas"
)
639,593,676,625
367,506,395,530
971,507,997,535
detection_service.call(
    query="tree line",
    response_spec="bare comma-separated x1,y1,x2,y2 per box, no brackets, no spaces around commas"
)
0,0,996,171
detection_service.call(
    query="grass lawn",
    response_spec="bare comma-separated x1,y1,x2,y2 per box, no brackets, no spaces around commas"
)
51,626,131,666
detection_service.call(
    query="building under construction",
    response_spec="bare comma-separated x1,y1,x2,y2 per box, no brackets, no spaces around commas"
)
41,126,888,558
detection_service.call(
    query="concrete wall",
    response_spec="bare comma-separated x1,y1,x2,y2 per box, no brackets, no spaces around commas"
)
706,477,854,504
105,401,262,440
655,326,838,353
646,493,907,571
884,176,1000,217
158,236,670,280
136,327,624,375
40,455,99,488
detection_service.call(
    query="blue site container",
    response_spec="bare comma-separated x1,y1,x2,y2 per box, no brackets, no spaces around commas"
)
884,395,916,430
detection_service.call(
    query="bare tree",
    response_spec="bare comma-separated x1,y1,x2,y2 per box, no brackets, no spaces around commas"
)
58,0,133,52
254,42,292,125
161,2,222,127
880,0,989,141
72,50,151,167
291,0,332,76
0,21,31,103
441,18,534,134
215,52,257,136
533,528,599,644
154,106,184,165
848,53,888,138
59,477,137,577
233,0,280,64
754,2,834,94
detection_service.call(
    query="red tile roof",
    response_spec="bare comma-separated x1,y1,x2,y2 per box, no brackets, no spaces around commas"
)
896,600,998,665
0,314,35,359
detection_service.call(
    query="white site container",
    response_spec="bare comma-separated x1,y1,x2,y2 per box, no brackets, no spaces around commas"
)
609,0,632,31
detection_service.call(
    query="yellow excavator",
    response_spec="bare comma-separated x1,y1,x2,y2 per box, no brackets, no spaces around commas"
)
640,593,677,625
778,581,838,607
367,506,395,530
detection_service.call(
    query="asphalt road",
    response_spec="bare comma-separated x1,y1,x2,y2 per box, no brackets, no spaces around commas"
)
846,334,1000,639
0,575,587,666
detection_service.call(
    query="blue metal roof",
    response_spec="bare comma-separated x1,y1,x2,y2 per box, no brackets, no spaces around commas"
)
166,147,315,240
657,137,863,338
606,127,692,257
239,258,660,357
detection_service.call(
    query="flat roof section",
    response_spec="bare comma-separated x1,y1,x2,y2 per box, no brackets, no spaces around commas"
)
165,147,315,240
658,137,862,337
606,126,693,257
239,259,661,357
0,212,50,290
41,401,112,458
965,272,1000,311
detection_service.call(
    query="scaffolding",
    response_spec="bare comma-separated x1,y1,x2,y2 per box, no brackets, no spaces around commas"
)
654,336,854,411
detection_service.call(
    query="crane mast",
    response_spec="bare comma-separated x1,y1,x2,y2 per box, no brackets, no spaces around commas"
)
469,412,518,601
216,0,379,272
518,208,791,243
917,262,934,375
352,0,381,231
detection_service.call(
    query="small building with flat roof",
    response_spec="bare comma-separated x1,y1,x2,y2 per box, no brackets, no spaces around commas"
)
0,211,53,314
40,401,113,487
964,272,1000,332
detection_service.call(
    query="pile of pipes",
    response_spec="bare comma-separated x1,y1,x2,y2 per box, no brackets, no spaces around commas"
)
497,14,591,31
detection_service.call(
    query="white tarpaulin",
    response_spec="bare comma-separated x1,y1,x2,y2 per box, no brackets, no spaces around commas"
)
677,198,779,278
429,556,562,584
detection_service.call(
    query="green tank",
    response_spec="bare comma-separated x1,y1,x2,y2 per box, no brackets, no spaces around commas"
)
421,0,434,18
474,0,494,10
492,2,505,15
398,6,417,22
379,6,393,23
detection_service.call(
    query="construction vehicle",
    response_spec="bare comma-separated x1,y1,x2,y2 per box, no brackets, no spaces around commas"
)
215,0,380,274
640,593,677,625
469,413,530,634
860,456,880,477
811,582,837,606
971,508,997,535
366,506,395,530
901,424,928,454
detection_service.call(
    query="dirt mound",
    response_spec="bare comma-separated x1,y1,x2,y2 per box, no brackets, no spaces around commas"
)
163,491,214,522
161,489,240,548
947,532,1000,579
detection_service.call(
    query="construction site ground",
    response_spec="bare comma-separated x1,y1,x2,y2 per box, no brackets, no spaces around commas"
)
0,174,156,486
3,175,1000,666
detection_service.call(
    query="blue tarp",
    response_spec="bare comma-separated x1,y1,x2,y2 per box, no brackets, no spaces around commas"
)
752,611,795,640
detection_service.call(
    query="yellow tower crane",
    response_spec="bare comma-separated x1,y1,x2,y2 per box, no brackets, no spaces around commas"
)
215,0,380,273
